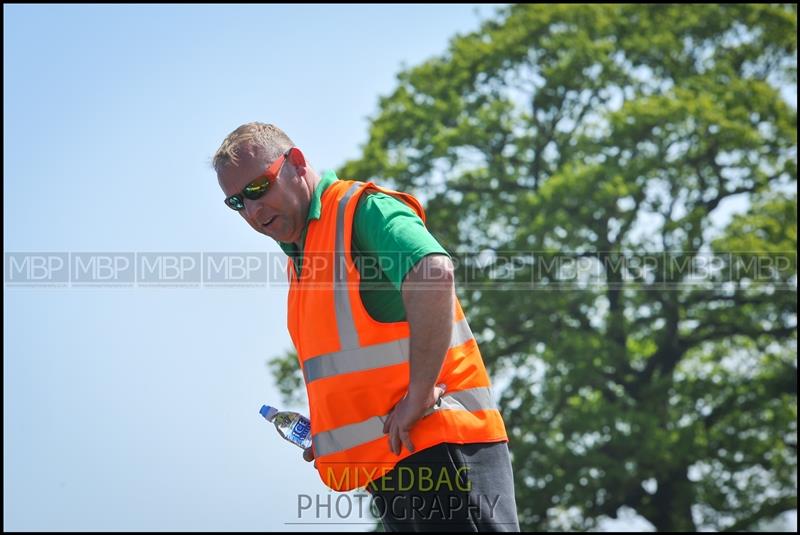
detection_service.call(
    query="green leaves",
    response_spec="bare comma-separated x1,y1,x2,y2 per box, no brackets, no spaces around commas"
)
267,351,305,408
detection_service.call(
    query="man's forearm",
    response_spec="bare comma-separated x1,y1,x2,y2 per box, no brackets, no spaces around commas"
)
401,254,455,403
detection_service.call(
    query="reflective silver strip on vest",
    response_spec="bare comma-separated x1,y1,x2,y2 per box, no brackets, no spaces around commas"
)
450,316,474,348
313,386,497,457
304,317,474,384
434,385,496,413
334,183,362,350
304,338,410,384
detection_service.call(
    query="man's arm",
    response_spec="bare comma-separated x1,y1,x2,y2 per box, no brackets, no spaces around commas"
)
383,253,454,455
403,254,454,404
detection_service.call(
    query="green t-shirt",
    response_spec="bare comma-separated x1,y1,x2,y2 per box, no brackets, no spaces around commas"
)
279,171,449,323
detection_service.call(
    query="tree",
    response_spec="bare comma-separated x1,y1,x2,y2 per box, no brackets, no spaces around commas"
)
272,4,797,531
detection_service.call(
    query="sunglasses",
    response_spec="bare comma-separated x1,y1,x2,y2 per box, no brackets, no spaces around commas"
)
224,149,291,211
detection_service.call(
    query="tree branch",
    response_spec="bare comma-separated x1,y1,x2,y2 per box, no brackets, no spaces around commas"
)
721,496,798,532
681,324,796,353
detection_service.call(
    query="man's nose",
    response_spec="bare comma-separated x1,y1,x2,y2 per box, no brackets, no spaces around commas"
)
243,198,263,220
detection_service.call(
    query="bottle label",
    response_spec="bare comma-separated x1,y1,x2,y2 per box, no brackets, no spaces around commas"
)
290,416,311,444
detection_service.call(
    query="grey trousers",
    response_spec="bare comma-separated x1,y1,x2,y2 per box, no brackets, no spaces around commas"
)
367,442,520,532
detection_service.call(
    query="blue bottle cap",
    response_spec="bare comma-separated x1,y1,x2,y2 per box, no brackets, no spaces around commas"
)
260,405,278,422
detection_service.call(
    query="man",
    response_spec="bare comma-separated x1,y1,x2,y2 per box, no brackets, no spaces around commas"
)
213,122,519,531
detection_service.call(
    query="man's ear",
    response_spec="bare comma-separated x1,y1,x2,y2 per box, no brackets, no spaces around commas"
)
288,147,306,174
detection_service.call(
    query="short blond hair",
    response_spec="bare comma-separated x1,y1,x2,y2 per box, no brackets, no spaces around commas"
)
212,122,295,172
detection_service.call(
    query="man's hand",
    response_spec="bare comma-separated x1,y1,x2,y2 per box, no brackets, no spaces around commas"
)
383,384,446,455
303,446,317,469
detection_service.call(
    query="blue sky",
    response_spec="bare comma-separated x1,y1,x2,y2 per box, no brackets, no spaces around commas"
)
3,4,511,531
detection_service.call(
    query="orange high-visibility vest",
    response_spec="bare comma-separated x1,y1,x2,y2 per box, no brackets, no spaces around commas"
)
287,180,508,491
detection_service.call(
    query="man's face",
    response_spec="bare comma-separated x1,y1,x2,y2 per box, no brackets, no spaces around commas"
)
217,148,308,244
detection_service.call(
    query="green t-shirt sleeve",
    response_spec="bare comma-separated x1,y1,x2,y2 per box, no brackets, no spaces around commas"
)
353,191,450,291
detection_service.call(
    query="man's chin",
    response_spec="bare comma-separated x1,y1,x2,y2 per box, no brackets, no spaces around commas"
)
258,226,279,240
262,226,295,244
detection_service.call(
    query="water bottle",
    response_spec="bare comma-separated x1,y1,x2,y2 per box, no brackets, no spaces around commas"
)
259,405,312,450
